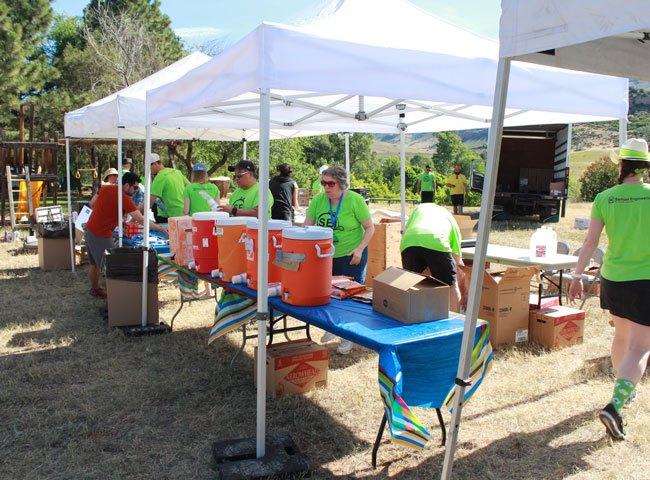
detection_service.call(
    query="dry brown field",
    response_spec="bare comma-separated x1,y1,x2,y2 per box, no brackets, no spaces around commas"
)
1,201,648,479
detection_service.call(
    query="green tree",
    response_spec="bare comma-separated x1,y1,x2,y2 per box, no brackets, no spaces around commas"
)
0,0,54,126
579,157,618,201
432,131,480,176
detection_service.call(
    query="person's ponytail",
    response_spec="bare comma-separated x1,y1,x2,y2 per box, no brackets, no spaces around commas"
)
618,159,649,184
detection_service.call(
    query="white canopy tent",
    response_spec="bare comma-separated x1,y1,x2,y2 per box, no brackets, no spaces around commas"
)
443,1,647,478
144,0,628,472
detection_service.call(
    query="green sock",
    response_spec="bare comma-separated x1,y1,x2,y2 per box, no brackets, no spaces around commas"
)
611,378,636,414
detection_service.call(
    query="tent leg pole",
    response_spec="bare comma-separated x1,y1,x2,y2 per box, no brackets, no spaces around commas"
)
256,88,271,459
65,139,75,273
399,117,406,231
345,133,350,179
141,125,152,328
117,128,123,247
441,57,511,480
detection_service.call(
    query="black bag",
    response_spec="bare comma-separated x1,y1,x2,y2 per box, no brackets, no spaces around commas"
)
105,247,158,283
36,221,70,239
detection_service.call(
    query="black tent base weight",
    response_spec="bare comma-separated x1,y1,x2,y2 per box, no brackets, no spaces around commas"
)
119,321,172,337
213,433,309,480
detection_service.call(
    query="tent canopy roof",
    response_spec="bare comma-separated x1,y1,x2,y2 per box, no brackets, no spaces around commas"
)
146,0,628,134
499,0,650,81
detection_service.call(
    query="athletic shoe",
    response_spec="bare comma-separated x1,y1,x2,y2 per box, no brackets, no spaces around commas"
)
336,340,353,355
89,288,107,298
599,403,626,440
320,331,336,343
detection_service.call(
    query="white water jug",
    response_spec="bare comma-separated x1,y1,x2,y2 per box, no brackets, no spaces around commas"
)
529,226,557,259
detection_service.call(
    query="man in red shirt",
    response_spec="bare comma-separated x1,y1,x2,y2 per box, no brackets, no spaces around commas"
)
84,172,168,297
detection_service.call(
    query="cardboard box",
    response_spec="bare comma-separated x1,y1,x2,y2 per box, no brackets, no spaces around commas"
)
529,293,560,311
550,181,565,196
297,188,311,207
168,216,194,266
529,306,585,349
452,215,479,240
38,237,73,271
366,221,403,283
462,265,538,346
373,267,450,323
106,278,159,327
255,340,328,399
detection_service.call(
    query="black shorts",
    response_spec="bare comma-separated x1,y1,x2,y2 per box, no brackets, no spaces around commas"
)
600,276,650,327
401,246,456,286
421,191,434,203
451,194,464,206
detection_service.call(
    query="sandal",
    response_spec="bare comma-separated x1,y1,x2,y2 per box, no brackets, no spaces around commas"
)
89,288,107,298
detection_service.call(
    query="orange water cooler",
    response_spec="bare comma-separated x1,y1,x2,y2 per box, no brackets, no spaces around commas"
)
243,219,292,290
279,226,334,306
215,216,256,282
191,212,228,273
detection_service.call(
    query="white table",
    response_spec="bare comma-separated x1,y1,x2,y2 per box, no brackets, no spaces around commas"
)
461,244,579,305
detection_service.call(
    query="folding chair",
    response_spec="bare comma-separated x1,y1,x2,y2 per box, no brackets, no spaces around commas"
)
540,240,571,304
563,246,604,308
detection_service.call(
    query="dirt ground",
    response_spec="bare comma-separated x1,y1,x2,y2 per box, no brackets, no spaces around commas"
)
0,202,648,479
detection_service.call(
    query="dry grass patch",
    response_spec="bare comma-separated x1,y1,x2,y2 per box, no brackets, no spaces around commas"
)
1,204,648,479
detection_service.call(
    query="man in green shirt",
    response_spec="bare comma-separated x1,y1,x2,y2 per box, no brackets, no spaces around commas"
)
218,160,273,217
311,165,328,197
417,165,436,203
143,153,189,219
400,203,466,312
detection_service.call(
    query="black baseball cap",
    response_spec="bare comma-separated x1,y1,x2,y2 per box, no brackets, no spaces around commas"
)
228,160,256,173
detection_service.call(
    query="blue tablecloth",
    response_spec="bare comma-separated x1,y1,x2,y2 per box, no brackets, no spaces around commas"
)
157,255,492,450
114,229,170,254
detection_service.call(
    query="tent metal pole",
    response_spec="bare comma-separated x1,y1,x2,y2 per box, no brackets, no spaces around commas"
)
441,57,511,480
141,125,152,327
619,118,627,145
256,88,271,459
65,139,75,273
242,132,247,160
398,105,407,230
345,133,350,181
117,127,123,247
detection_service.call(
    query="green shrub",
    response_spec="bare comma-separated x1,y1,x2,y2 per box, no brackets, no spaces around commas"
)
578,157,618,201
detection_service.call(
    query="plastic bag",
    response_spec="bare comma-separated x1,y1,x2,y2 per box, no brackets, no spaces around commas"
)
105,247,158,283
36,221,70,239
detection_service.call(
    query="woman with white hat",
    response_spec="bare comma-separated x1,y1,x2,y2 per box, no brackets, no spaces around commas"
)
569,138,650,440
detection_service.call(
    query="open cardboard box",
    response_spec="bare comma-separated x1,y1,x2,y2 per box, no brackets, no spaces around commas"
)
452,215,478,240
462,265,538,347
373,267,449,323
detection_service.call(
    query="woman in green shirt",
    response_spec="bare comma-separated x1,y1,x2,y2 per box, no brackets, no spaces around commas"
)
569,138,650,441
183,163,220,215
305,166,374,354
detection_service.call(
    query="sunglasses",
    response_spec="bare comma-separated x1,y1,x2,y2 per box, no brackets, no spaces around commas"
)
321,180,337,188
233,171,250,179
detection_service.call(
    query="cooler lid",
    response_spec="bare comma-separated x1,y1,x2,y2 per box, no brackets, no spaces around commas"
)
282,226,333,240
192,212,229,221
216,216,256,226
246,219,292,230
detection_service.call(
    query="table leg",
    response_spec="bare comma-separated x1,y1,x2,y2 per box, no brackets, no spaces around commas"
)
371,413,387,469
229,323,250,375
558,270,563,305
169,295,185,331
436,408,446,446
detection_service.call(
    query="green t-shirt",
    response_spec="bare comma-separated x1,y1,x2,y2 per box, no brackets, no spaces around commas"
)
306,191,371,257
183,182,220,215
591,183,650,281
400,203,462,256
418,172,436,192
229,182,274,215
311,178,322,196
150,168,188,218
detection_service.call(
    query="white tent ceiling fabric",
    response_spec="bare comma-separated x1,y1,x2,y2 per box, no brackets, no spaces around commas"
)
499,0,650,81
146,0,628,134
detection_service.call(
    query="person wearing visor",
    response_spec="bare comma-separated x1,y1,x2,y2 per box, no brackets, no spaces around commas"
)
218,160,273,217
142,153,189,219
183,162,220,215
89,168,119,208
305,166,374,354
569,138,650,441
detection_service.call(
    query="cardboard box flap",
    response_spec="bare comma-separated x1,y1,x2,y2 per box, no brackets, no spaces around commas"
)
374,267,448,290
459,265,495,285
500,266,539,282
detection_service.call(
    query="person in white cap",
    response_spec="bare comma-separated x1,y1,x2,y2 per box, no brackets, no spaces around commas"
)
311,165,329,197
142,153,189,219
89,168,119,207
569,138,650,441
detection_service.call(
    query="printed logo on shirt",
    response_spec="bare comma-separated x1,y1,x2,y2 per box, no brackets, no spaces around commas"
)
231,198,246,209
607,196,650,204
314,212,343,232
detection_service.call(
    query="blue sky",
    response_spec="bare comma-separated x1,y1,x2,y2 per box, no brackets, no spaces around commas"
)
52,0,500,47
